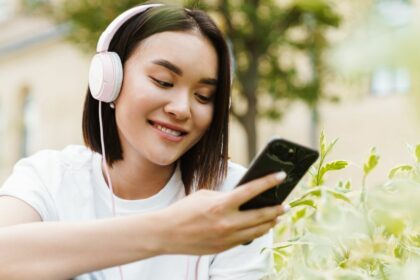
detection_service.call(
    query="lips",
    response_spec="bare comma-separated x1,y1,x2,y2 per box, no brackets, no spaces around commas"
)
155,124,182,136
148,120,188,140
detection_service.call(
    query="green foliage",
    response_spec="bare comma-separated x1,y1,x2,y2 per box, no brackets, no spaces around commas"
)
415,145,420,163
407,144,420,167
319,160,348,179
57,0,149,52
363,147,380,177
361,147,380,205
270,135,420,279
311,130,348,186
388,165,413,179
387,145,420,181
336,180,352,193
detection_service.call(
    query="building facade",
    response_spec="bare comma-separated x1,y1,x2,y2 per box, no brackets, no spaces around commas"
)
0,1,89,180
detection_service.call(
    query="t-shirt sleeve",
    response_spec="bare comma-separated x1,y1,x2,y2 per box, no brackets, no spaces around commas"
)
0,151,60,221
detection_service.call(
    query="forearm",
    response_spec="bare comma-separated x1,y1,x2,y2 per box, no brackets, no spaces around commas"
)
0,213,164,280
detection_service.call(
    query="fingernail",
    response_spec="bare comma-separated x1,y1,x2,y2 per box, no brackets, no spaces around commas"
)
275,171,287,181
276,216,282,224
283,204,291,213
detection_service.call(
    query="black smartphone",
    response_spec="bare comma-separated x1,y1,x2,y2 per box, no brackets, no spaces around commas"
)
237,138,319,211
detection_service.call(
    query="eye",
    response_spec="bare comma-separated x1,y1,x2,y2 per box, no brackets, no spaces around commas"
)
149,76,173,88
195,93,213,104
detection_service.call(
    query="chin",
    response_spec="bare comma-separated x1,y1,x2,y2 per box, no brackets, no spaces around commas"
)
150,154,181,167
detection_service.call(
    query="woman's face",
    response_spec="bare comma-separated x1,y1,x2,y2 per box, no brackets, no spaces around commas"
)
114,30,218,166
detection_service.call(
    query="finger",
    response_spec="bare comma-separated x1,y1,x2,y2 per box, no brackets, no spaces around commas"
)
233,204,290,230
234,219,276,245
228,171,287,207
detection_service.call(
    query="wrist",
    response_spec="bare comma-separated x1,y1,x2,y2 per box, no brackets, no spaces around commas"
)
133,210,172,256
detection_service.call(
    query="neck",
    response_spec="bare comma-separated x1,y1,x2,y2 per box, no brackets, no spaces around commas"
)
102,155,176,200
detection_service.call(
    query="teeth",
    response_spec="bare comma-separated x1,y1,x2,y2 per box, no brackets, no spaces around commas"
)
155,124,182,137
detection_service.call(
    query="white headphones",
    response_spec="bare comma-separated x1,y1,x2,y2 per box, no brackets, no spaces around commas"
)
88,4,163,103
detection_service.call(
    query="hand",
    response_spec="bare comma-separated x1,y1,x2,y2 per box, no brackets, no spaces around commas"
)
156,172,289,255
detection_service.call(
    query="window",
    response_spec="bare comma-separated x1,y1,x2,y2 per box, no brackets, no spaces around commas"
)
375,0,411,27
19,87,37,157
0,0,13,22
371,68,410,97
370,0,412,97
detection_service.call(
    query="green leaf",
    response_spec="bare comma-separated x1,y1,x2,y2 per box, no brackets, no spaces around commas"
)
291,208,307,223
344,180,352,190
319,131,339,158
416,144,420,163
294,187,352,204
325,189,352,203
394,244,404,259
322,160,348,172
319,160,348,179
388,165,413,179
274,222,288,238
289,199,317,208
363,147,380,175
409,234,420,247
273,239,311,249
325,138,339,156
336,180,352,192
320,130,326,156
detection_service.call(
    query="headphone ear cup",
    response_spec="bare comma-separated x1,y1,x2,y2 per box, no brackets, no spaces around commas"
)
88,52,123,103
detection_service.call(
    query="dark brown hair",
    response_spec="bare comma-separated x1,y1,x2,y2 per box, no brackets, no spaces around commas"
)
82,4,231,194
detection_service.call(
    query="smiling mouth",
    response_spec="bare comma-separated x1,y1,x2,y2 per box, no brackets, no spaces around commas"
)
148,120,188,137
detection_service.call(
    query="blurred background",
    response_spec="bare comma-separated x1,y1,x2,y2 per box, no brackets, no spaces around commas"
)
1,0,419,187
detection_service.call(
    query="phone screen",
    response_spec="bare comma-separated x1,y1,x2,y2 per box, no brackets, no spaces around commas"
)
238,138,319,210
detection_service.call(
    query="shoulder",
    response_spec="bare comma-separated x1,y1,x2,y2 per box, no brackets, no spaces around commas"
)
2,145,97,197
218,161,247,192
13,145,95,175
0,145,97,221
2,144,96,188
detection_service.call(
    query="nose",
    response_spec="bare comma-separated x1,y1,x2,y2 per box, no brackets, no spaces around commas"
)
163,90,192,121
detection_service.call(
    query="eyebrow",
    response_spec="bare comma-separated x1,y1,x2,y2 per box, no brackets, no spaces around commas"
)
152,59,218,86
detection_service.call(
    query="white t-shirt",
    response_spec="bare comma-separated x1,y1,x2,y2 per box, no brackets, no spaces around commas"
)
0,145,272,280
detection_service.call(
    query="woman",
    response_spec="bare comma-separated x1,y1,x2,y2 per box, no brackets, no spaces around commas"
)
0,3,288,280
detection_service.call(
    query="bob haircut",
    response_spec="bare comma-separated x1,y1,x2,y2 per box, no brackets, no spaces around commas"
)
82,4,231,194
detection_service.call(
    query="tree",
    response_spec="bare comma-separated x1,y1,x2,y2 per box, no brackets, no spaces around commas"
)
203,0,341,160
33,0,341,162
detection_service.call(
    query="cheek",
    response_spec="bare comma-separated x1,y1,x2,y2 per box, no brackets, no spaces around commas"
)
115,93,143,123
194,105,214,133
114,90,156,135
116,80,158,115
117,67,159,107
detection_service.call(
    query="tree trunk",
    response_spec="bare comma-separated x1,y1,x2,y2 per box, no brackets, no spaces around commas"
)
220,0,261,163
243,93,257,163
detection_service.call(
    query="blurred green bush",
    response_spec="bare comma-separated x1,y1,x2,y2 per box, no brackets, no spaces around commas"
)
269,132,420,279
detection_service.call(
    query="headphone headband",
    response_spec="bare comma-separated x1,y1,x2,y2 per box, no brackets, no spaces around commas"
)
96,3,163,52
